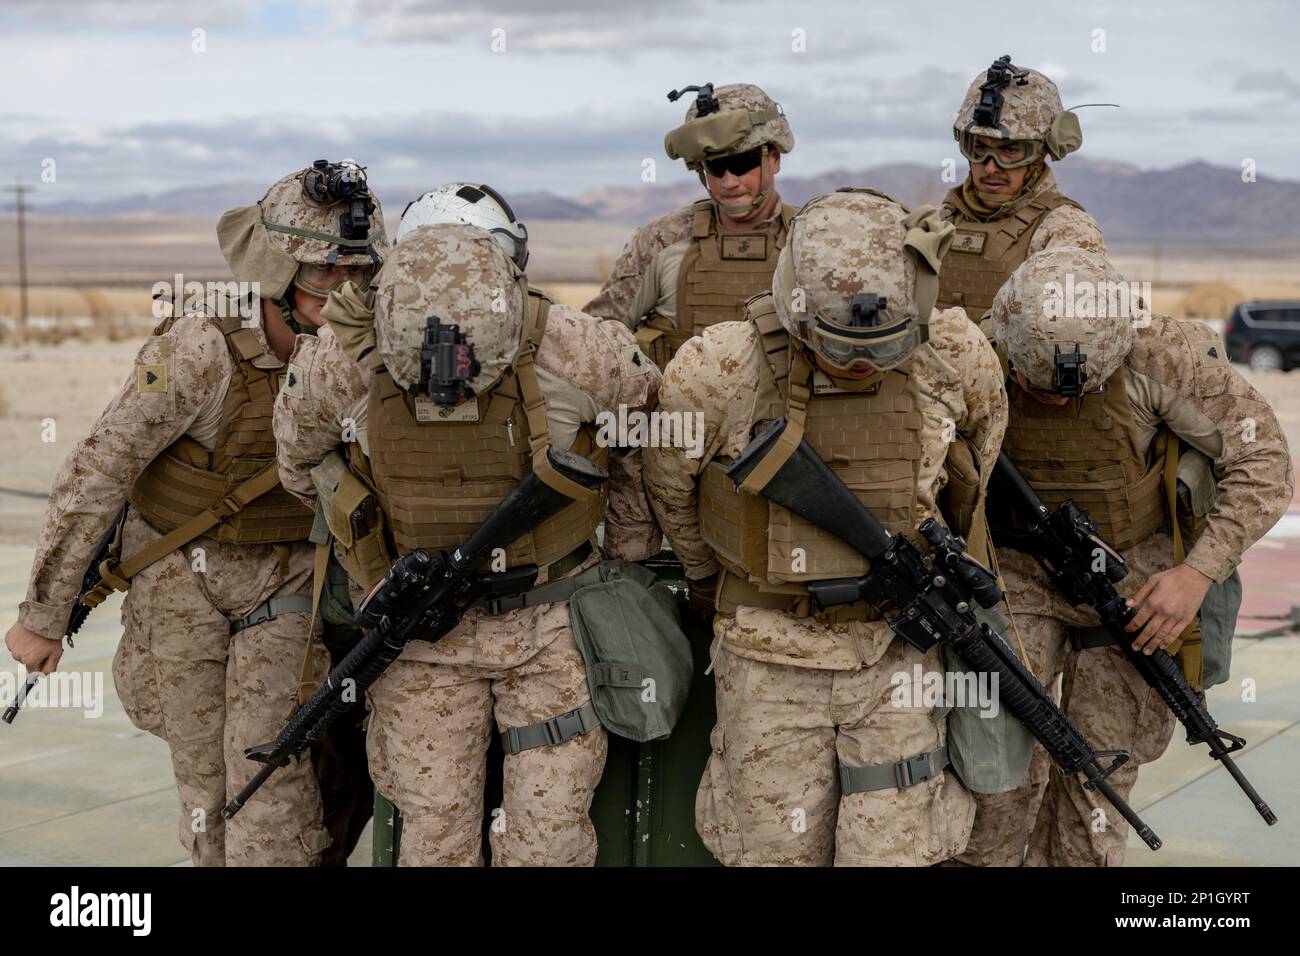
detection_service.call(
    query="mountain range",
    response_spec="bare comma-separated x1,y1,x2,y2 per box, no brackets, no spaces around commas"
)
25,159,1300,242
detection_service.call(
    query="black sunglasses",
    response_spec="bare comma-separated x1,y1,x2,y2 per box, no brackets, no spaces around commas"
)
703,147,763,179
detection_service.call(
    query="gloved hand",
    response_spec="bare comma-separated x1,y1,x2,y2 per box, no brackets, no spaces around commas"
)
686,572,719,625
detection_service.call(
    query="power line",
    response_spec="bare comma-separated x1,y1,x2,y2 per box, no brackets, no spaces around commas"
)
4,177,35,344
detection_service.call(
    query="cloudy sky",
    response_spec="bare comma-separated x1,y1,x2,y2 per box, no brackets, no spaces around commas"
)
2,0,1298,207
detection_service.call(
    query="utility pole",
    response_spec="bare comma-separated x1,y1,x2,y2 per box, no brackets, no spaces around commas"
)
5,177,34,344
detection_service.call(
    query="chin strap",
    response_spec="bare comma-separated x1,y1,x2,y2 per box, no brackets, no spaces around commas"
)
698,144,773,219
279,295,318,337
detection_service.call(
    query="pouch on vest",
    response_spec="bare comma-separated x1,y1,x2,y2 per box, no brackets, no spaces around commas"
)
567,559,693,742
313,451,394,588
319,552,366,660
940,434,993,570
939,606,1035,794
1176,447,1239,690
634,322,672,372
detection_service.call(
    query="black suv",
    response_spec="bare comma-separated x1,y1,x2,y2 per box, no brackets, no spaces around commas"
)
1223,301,1300,372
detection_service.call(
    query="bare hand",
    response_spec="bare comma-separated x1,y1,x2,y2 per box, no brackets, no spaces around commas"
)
1124,564,1212,655
5,621,64,674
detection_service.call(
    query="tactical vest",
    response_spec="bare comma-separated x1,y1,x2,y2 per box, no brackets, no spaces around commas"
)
997,363,1168,551
936,186,1083,322
347,291,608,586
697,295,924,620
129,315,314,545
636,200,796,369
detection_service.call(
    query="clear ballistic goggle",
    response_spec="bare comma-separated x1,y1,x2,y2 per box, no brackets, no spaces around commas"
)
957,131,1045,170
292,261,377,299
806,293,921,372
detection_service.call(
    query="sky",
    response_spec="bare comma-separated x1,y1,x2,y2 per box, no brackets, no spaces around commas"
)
1,0,1298,207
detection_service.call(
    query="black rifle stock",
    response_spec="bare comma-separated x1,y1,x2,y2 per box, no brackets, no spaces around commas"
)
992,451,1276,826
726,418,1162,850
4,503,126,725
222,448,608,819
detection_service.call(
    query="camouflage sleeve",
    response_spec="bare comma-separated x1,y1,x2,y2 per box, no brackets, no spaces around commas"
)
643,325,760,580
1136,317,1294,582
1028,205,1107,256
274,325,370,506
18,316,229,640
928,308,1009,478
581,208,694,329
536,306,663,560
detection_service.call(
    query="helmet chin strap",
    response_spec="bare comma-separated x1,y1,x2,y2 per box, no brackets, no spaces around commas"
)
279,291,318,337
699,144,773,219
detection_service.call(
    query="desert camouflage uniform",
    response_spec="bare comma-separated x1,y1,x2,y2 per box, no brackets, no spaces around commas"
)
582,202,796,334
939,63,1105,323
645,294,1007,864
584,83,796,339
959,252,1293,866
19,307,330,866
941,166,1105,259
274,228,662,865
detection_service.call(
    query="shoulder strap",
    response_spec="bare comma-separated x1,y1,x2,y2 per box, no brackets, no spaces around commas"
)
83,461,285,601
524,287,553,346
746,293,790,388
737,347,812,495
778,202,799,232
691,199,715,239
511,290,599,503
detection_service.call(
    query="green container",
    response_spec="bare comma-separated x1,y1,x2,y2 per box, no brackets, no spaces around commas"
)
373,553,720,867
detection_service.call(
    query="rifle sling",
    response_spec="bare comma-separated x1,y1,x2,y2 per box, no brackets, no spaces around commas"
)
291,539,332,713
83,460,284,603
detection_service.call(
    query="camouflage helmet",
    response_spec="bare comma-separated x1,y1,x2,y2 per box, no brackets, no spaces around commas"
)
773,189,954,372
990,247,1138,393
218,161,388,301
664,82,794,170
374,223,525,399
954,56,1082,162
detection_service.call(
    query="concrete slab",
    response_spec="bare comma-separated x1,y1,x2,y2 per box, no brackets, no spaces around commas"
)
2,544,375,866
0,787,188,867
1127,726,1300,865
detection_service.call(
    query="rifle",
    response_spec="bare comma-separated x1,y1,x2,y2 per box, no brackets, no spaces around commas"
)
991,451,1276,826
4,504,126,725
725,418,1162,850
222,447,608,819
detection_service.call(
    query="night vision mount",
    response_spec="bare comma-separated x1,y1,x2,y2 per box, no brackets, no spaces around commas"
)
972,55,1030,129
850,292,888,328
304,158,377,247
1053,343,1089,397
667,82,720,117
417,316,481,407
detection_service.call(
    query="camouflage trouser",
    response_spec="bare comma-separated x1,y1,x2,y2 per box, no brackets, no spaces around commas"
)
957,540,1178,867
364,599,607,867
112,508,331,866
695,632,975,866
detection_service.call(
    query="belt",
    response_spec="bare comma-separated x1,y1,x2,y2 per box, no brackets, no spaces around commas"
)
478,541,592,616
1069,625,1117,651
230,594,313,635
716,565,881,624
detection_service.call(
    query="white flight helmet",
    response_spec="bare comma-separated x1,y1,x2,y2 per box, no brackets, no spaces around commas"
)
397,183,529,271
